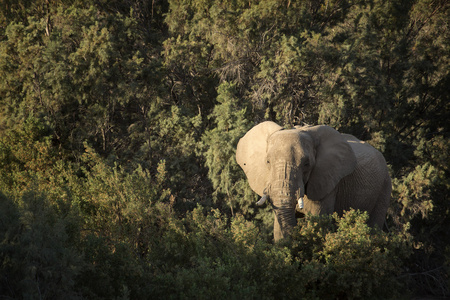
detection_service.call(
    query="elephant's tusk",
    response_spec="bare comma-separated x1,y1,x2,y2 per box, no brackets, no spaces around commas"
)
256,195,269,206
298,197,304,209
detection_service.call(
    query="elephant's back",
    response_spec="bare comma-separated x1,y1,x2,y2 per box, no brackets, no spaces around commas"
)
335,134,390,216
342,134,387,168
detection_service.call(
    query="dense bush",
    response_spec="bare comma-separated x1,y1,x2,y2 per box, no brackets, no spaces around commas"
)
1,187,412,299
291,211,412,299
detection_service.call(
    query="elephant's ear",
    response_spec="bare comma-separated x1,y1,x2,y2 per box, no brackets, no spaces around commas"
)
236,121,283,196
303,125,357,201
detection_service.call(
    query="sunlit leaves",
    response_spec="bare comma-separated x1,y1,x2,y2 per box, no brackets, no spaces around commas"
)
291,210,412,299
201,82,252,214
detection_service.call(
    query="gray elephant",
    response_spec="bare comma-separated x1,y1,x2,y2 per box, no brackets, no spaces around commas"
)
236,121,391,241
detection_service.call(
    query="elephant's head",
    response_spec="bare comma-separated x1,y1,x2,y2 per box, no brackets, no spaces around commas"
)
236,121,357,241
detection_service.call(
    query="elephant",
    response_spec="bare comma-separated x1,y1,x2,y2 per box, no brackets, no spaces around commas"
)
236,121,391,241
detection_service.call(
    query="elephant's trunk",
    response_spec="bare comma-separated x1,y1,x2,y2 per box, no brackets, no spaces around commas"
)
272,202,297,241
269,162,303,241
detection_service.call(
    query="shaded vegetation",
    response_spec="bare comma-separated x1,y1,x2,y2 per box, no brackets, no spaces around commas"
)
0,0,449,298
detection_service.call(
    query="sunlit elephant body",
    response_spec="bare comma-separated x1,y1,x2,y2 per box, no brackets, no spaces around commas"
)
236,121,391,241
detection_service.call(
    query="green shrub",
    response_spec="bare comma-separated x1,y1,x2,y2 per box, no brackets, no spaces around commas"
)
290,210,413,299
0,192,82,299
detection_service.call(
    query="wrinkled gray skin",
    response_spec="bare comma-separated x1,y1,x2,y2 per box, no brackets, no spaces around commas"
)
236,121,391,241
